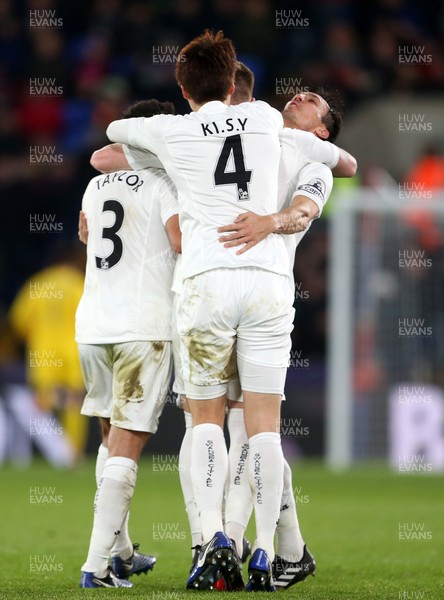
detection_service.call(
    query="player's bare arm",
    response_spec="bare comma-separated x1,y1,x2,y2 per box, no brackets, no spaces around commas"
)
165,214,182,254
273,194,319,234
218,194,319,255
78,210,88,245
218,212,275,254
332,148,357,178
90,144,130,173
91,143,165,173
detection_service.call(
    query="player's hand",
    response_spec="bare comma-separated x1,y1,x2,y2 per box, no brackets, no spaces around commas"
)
78,211,89,245
217,212,276,255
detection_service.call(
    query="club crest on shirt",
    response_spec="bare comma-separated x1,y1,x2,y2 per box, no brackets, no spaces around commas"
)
297,178,326,200
238,188,249,201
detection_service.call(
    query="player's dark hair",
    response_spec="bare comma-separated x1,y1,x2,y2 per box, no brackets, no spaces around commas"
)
175,29,237,104
232,61,255,103
313,87,344,143
121,99,175,119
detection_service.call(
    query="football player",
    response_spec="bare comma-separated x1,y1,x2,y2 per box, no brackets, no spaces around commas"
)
106,30,295,592
93,55,356,592
76,100,180,588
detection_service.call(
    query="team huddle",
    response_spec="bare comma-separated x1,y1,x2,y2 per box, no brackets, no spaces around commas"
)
75,30,356,591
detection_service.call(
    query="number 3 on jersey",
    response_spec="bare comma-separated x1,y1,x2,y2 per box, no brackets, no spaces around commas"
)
95,199,124,270
214,134,252,201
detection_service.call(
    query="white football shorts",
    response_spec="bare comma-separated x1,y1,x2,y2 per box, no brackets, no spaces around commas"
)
177,267,294,400
171,292,185,398
78,340,172,433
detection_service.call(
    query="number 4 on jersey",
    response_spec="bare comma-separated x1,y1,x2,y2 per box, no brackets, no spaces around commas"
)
214,134,252,201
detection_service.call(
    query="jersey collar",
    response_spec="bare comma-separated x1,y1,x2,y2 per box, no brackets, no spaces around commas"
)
197,100,228,113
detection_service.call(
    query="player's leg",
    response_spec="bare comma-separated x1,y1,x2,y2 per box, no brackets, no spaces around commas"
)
185,392,246,591
237,268,294,591
78,346,112,502
78,344,132,587
93,413,137,566
96,418,110,485
78,346,112,488
109,340,171,579
243,388,284,552
178,271,235,545
277,459,305,560
172,298,203,565
187,393,228,540
80,341,171,587
94,417,145,570
272,459,316,589
178,397,202,571
225,390,253,560
106,427,157,581
106,427,149,565
225,394,313,588
81,426,148,577
178,270,243,591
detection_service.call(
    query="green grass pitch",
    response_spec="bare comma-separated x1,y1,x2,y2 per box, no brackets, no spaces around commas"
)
1,459,442,599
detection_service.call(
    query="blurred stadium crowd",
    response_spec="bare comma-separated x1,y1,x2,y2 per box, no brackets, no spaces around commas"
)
0,0,443,459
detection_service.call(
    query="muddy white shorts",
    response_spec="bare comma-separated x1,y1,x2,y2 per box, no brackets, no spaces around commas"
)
177,267,294,400
78,340,172,433
171,292,185,398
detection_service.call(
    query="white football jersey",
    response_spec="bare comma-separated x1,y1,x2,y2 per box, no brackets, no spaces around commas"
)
278,135,334,279
123,128,340,173
75,168,178,343
123,145,163,170
279,128,340,170
107,100,290,280
121,126,336,283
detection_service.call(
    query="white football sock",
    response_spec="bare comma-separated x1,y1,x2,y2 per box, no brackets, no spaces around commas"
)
82,457,137,577
95,444,108,487
95,444,133,559
191,423,228,543
110,511,132,559
225,408,253,556
276,459,305,562
179,411,202,553
249,432,284,561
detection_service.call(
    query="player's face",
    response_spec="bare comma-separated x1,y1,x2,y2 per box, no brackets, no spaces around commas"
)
282,92,330,134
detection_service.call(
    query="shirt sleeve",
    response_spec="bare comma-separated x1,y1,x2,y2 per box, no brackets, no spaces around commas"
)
157,174,179,226
122,145,165,170
280,129,340,168
106,119,132,144
292,162,333,218
254,100,284,130
80,179,96,213
107,116,165,155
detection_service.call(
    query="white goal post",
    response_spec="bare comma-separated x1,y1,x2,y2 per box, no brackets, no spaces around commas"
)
326,188,444,469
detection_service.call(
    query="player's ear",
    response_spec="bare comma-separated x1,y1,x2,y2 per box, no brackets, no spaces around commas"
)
228,82,235,96
181,86,190,100
314,126,330,140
